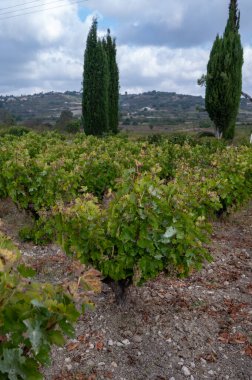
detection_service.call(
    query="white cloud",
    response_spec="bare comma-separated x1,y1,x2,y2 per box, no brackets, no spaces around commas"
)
0,0,92,94
243,46,252,95
118,45,209,95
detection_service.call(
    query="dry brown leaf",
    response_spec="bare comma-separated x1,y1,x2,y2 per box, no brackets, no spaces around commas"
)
229,333,247,344
96,341,104,351
85,268,101,277
246,284,252,295
77,335,88,343
80,269,102,293
87,374,97,380
224,300,249,319
245,345,252,358
66,342,80,351
218,332,230,343
70,260,86,275
218,332,248,345
74,375,86,380
66,281,79,297
202,352,218,362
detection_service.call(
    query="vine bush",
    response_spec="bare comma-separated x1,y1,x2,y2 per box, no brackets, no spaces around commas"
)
0,233,80,379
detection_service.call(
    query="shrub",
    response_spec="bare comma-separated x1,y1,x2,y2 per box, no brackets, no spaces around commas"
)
0,126,30,137
65,119,81,134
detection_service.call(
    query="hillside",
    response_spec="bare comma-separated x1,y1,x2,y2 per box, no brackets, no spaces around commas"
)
1,90,252,129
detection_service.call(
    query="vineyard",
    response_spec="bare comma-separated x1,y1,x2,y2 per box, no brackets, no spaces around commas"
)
0,132,252,379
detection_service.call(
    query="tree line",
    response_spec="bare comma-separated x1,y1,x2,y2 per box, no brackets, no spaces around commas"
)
82,0,244,140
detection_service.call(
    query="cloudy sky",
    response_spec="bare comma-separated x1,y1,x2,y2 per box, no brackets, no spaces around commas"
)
0,0,251,96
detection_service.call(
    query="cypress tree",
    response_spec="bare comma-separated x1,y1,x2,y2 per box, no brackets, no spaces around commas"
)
205,0,243,139
205,35,224,139
82,19,109,135
103,30,119,134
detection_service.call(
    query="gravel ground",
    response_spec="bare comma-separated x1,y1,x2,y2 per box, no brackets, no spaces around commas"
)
0,198,251,380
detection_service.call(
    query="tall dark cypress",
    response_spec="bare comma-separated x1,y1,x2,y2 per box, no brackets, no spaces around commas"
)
205,35,224,139
205,0,243,139
103,30,119,134
223,0,243,139
82,19,109,135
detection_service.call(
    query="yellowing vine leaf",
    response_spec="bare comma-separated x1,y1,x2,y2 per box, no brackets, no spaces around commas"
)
79,269,102,293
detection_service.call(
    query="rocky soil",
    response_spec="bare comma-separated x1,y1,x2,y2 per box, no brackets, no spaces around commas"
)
0,198,251,380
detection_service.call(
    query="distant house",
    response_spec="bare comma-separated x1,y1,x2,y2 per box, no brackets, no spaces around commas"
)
139,107,155,112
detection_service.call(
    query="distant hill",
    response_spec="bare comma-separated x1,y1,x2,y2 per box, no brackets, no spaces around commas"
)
0,91,82,125
0,90,252,127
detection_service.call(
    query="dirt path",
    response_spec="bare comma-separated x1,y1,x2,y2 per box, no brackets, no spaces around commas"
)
0,199,251,380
